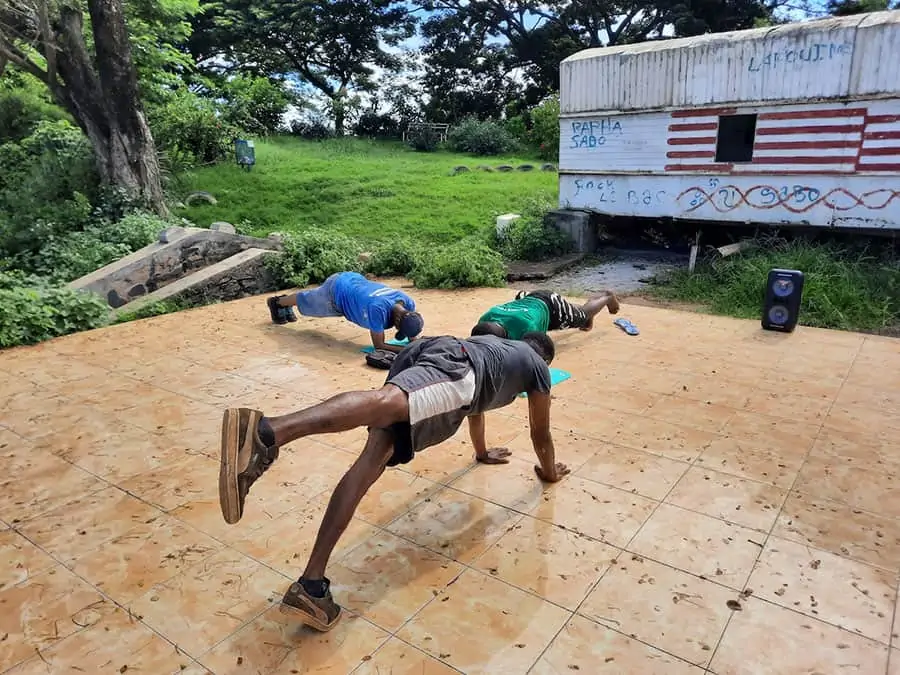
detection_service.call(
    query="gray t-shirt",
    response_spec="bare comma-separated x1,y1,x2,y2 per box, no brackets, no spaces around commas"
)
463,335,552,413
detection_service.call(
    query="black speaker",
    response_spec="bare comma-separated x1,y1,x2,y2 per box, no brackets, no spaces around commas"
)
762,268,804,332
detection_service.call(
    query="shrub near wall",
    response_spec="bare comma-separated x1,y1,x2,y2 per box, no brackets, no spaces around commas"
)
447,118,518,156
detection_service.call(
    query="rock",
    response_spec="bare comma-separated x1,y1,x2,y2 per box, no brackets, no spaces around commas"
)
210,221,236,234
540,163,558,172
495,165,514,172
158,226,186,244
185,191,217,206
517,164,535,171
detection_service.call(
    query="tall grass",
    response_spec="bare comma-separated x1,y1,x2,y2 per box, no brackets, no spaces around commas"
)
652,236,900,331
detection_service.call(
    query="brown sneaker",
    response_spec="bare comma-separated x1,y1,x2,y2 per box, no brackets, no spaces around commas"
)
218,408,279,524
280,578,342,631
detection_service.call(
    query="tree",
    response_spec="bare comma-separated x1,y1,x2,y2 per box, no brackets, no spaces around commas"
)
192,0,416,135
0,0,168,214
827,0,893,14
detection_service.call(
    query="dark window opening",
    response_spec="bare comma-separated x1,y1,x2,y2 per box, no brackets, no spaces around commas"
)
715,114,757,163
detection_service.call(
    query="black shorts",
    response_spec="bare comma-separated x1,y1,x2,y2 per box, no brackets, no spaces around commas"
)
515,290,588,331
379,337,476,467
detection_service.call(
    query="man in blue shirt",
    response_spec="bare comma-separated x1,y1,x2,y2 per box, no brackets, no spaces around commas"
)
267,272,424,353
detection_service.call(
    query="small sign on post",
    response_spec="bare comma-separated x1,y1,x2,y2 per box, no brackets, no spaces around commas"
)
235,139,255,171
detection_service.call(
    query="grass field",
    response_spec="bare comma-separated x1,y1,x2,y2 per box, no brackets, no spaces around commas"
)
176,137,557,244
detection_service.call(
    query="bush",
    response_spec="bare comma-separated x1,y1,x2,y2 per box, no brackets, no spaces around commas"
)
495,196,573,261
219,75,291,136
447,117,517,156
355,112,400,140
289,120,335,141
529,95,560,161
405,125,440,152
504,114,529,146
653,236,900,331
0,272,110,348
148,90,240,166
266,229,363,287
410,239,506,289
0,70,70,143
0,120,100,257
365,239,421,277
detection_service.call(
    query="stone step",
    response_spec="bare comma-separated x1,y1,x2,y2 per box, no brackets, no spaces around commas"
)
69,226,282,309
110,247,281,319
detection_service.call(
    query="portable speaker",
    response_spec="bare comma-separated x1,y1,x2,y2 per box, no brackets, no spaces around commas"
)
762,268,804,332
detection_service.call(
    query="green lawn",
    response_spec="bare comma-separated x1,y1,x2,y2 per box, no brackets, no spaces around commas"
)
176,137,558,244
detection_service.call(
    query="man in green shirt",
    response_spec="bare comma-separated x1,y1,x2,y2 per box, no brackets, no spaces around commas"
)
472,289,619,339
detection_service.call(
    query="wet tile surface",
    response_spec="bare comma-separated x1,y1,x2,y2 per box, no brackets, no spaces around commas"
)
0,286,896,673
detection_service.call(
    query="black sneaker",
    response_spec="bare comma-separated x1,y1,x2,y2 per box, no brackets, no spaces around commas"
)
218,408,279,524
280,578,342,631
267,296,289,325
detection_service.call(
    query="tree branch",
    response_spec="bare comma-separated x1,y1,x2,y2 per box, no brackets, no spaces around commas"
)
0,38,48,82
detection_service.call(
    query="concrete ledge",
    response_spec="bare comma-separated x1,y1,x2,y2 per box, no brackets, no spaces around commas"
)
111,248,281,318
69,227,282,309
506,253,586,281
544,209,597,254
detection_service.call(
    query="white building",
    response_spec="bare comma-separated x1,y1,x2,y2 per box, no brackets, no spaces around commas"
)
558,11,900,231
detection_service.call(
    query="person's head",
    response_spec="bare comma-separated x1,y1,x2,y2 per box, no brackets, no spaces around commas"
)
394,308,424,340
522,331,555,365
470,321,507,338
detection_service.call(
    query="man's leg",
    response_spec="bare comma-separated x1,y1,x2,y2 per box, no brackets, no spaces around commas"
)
577,290,620,330
218,385,408,524
266,273,341,324
280,427,395,631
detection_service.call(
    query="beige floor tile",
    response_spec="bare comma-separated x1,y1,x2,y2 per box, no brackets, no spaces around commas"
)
5,607,190,674
710,597,889,675
116,394,221,435
0,530,57,591
679,373,756,409
836,382,900,416
0,566,112,671
396,567,570,673
387,488,523,564
825,403,900,437
131,547,286,657
198,605,389,674
722,410,819,455
330,530,464,632
72,514,223,604
530,614,704,674
354,638,460,674
529,475,657,548
741,390,831,425
696,437,805,488
473,515,618,610
228,493,379,577
449,456,552,514
666,466,787,532
811,426,900,470
794,457,900,519
629,504,763,590
354,469,442,526
609,414,718,462
646,395,736,433
118,452,218,512
576,443,690,500
773,491,900,570
747,536,896,644
580,555,735,667
398,439,477,485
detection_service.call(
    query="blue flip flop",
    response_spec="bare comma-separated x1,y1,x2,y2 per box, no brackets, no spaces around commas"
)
613,318,640,336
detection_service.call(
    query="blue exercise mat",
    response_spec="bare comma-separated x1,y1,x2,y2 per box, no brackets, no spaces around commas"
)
361,338,408,353
518,368,571,398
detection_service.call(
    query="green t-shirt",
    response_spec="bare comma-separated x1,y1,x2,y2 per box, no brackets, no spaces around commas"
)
478,296,550,339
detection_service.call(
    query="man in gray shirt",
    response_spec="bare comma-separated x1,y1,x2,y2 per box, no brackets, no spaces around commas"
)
217,333,569,633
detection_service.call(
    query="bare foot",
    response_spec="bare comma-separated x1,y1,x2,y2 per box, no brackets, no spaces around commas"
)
579,291,620,331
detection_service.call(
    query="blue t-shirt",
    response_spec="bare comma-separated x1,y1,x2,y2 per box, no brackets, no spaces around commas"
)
332,272,415,332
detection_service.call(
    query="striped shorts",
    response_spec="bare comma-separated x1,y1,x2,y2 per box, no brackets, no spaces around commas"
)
514,290,588,330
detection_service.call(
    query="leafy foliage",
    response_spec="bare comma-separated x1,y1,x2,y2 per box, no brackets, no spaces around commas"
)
147,89,241,166
365,239,421,276
265,228,363,287
218,74,292,135
0,69,70,143
354,111,401,139
410,238,506,289
529,95,560,160
405,125,440,152
0,272,110,348
495,197,573,261
447,117,517,156
289,119,335,140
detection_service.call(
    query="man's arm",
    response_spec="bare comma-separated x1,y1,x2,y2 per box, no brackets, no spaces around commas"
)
369,330,405,354
467,413,511,464
527,391,569,483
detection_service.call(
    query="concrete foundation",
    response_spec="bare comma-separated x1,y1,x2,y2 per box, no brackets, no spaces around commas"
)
544,209,598,254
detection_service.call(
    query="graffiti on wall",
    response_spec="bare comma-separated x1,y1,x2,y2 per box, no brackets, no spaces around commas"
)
569,118,624,149
747,42,853,72
678,178,900,213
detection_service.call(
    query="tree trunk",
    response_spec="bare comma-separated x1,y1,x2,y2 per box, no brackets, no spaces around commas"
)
49,2,168,215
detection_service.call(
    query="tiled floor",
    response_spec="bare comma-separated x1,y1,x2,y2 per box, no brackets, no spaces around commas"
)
1,284,898,674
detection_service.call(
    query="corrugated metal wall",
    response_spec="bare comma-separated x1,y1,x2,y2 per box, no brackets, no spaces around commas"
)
561,11,900,115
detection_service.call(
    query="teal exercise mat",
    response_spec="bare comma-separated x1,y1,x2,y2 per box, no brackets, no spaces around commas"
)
361,338,408,353
518,368,571,398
